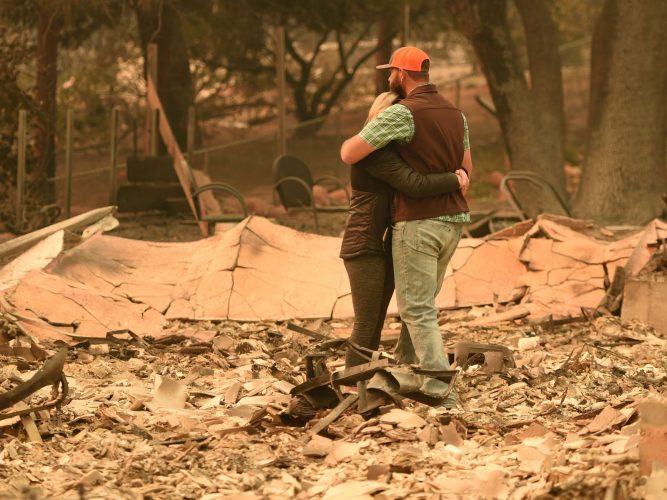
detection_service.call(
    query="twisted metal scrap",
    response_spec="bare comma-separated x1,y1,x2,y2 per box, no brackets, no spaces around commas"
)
0,348,69,419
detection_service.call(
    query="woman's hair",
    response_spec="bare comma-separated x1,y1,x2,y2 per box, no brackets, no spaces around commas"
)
365,91,399,125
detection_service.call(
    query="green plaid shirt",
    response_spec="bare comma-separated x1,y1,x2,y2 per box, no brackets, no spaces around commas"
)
359,103,471,223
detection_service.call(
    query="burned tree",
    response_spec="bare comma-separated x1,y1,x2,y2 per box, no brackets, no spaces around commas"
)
573,0,667,224
445,0,567,195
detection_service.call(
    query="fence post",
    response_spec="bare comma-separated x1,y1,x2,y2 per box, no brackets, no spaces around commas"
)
150,108,159,156
64,109,73,218
275,23,287,157
187,105,195,167
16,110,27,230
402,0,410,46
144,43,158,155
132,116,138,156
109,107,119,205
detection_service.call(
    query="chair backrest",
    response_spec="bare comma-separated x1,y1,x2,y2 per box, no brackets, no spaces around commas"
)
272,155,315,209
500,171,571,220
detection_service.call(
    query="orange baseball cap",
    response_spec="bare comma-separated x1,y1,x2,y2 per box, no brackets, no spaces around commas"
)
376,46,430,71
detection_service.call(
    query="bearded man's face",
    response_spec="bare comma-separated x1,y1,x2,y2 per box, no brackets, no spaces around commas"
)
388,69,405,98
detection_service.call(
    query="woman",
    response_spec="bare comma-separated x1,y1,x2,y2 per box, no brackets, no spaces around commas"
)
341,92,468,368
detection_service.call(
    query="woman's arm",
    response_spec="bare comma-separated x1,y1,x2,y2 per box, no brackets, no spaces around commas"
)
355,147,460,198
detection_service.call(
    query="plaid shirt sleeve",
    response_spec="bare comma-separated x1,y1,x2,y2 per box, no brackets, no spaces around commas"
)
462,112,470,151
360,105,469,151
358,104,415,149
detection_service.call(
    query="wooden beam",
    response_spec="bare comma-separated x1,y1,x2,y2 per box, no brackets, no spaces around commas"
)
145,76,208,236
308,394,358,436
467,305,530,326
0,206,115,261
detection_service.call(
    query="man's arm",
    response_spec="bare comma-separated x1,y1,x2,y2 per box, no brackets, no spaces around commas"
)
340,135,377,165
340,104,414,165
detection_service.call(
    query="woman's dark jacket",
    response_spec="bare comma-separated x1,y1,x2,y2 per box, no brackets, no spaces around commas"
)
340,146,461,259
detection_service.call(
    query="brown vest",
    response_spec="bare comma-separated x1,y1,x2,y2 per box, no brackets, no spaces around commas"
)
393,84,468,221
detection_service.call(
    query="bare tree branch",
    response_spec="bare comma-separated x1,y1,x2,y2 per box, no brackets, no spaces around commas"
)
308,30,330,68
322,28,379,114
310,22,373,116
283,28,308,69
335,30,349,77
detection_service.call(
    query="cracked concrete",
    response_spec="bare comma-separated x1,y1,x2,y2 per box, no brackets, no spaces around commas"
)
2,215,666,344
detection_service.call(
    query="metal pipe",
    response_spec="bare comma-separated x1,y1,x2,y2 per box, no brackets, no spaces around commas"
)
51,166,115,181
187,105,195,167
64,109,73,218
275,23,287,157
109,107,118,205
16,110,27,230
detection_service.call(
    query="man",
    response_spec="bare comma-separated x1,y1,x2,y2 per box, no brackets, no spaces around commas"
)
340,46,473,403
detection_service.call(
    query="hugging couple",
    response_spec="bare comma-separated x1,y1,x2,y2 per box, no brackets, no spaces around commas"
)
339,46,473,407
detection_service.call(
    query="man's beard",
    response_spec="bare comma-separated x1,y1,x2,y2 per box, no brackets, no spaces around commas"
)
389,79,406,98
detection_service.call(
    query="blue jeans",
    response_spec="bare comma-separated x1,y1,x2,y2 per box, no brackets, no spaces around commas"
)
392,217,463,397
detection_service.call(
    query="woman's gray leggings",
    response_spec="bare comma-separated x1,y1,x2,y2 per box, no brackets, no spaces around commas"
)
343,253,395,368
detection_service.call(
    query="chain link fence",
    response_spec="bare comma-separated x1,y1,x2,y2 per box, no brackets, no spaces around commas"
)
13,39,590,223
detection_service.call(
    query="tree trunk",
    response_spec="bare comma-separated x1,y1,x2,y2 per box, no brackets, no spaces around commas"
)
515,0,566,169
375,16,393,95
445,0,566,195
136,0,194,151
573,0,667,224
34,0,63,204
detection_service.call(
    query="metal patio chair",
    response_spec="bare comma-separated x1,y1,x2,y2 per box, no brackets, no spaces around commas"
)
181,159,249,235
500,170,571,221
272,155,350,233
